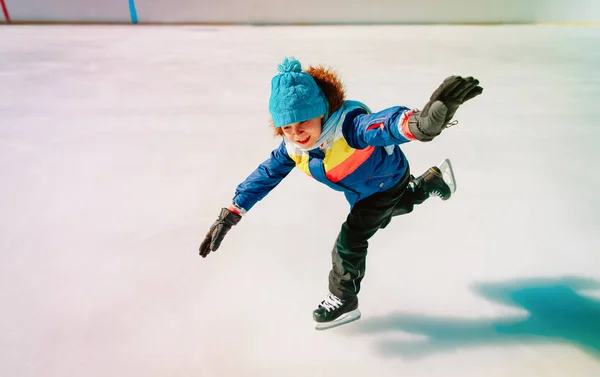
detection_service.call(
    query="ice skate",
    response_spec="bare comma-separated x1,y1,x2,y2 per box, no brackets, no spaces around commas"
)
313,293,361,330
410,158,456,200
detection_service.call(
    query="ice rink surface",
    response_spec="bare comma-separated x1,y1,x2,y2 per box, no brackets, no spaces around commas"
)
1,24,599,377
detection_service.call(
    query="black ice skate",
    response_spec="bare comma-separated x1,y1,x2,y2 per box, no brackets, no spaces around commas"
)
313,293,361,330
410,158,456,200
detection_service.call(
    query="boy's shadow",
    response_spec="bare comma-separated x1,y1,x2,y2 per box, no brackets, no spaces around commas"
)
343,277,600,360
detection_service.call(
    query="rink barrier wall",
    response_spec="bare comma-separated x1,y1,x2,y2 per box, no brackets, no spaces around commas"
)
1,0,10,23
1,0,600,25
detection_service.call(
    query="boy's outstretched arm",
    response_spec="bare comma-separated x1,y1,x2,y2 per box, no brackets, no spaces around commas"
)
199,140,296,258
230,141,296,214
343,105,418,149
345,75,483,147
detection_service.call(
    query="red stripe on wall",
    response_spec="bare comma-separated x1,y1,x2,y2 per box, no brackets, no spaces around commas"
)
0,0,11,23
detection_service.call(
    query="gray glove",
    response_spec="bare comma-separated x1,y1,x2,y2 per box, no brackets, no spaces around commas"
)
199,208,242,258
409,75,483,141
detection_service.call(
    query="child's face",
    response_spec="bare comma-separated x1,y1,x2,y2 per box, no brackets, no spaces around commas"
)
281,115,323,149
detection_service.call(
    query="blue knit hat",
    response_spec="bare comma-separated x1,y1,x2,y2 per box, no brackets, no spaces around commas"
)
269,57,328,128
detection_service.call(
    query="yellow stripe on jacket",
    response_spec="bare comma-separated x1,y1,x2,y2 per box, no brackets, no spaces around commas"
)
324,137,374,183
288,153,311,176
285,125,375,183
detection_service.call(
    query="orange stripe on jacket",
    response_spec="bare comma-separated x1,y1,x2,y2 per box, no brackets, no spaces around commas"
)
326,146,375,183
323,122,381,183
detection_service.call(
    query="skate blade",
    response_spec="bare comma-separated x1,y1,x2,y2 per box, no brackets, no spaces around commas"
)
314,309,361,331
439,159,456,195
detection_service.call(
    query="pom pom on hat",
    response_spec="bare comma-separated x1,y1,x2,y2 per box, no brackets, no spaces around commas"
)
277,57,302,74
269,57,328,128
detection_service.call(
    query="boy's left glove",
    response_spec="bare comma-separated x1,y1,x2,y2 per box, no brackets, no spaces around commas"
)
199,207,242,258
408,75,483,141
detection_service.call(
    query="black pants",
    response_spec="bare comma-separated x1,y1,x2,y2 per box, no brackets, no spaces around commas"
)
328,167,428,299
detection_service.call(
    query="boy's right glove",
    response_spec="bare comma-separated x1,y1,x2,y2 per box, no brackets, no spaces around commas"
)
408,75,483,141
199,207,242,258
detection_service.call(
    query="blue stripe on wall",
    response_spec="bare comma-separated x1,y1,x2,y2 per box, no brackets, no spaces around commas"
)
128,0,138,24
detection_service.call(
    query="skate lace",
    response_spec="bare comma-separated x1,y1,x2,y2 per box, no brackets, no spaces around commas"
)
446,120,459,128
320,294,344,312
430,189,442,197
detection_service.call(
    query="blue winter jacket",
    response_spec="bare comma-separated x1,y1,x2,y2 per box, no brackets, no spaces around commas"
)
232,101,417,212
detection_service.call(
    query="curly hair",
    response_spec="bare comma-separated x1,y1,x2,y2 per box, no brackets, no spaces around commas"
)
270,64,346,137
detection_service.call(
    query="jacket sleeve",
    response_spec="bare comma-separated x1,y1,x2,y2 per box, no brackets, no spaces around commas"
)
231,140,296,213
342,106,418,149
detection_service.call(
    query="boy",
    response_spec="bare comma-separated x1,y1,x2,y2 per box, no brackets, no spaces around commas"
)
199,57,483,330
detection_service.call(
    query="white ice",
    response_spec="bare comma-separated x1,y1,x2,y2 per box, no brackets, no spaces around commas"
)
1,24,600,377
